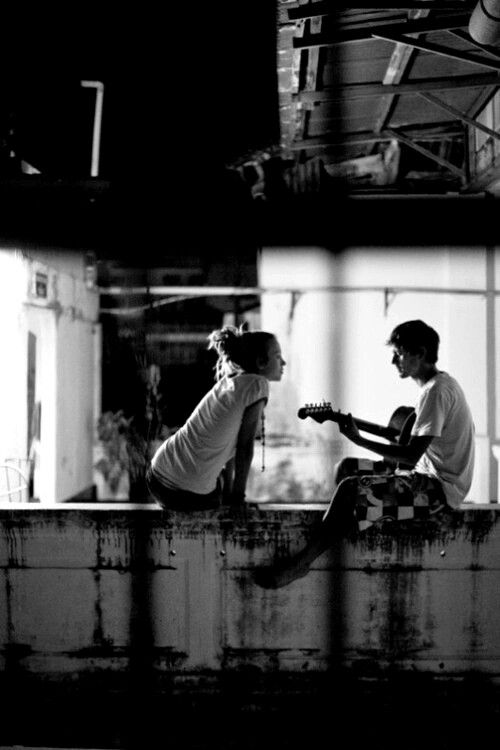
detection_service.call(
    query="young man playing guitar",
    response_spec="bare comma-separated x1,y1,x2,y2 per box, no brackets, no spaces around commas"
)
255,319,475,589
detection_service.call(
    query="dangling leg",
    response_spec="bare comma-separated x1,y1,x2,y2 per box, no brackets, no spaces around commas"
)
254,470,448,589
253,478,359,589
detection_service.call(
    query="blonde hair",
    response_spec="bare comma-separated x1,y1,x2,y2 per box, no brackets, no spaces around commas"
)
207,325,276,381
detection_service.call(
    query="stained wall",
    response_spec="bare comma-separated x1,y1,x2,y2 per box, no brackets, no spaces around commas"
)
1,505,499,680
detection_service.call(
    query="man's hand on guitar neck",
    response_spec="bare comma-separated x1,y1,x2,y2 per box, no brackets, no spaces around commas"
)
338,413,361,443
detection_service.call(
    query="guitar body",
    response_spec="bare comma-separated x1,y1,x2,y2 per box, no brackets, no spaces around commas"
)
387,406,416,445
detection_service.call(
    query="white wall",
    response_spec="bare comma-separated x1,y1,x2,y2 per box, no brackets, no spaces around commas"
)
0,251,28,470
55,268,100,502
0,249,100,502
24,301,57,503
255,246,498,503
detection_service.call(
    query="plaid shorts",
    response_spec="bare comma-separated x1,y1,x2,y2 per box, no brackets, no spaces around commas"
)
335,459,447,532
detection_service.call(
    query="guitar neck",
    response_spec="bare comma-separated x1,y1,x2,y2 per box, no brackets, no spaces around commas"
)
297,403,407,443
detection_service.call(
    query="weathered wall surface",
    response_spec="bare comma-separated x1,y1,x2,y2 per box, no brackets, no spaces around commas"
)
0,505,499,682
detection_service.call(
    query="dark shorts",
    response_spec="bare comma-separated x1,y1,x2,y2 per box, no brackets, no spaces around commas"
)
145,467,222,511
332,459,447,532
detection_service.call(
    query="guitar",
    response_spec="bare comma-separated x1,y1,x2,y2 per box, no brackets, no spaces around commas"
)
297,402,416,445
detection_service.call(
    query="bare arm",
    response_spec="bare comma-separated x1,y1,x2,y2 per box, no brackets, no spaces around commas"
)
339,413,433,469
231,398,266,500
221,456,235,500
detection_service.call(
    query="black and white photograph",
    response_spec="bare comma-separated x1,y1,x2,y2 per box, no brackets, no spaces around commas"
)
1,2,500,749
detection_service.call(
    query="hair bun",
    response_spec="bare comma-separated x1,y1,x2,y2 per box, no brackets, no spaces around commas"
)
207,324,274,381
207,325,241,359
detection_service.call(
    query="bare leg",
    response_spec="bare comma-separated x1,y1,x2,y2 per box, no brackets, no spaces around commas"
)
333,457,361,486
253,478,358,589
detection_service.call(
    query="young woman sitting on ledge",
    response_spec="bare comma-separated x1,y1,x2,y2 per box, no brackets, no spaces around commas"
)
146,325,285,510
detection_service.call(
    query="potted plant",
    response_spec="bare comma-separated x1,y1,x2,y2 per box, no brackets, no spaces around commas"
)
94,410,149,500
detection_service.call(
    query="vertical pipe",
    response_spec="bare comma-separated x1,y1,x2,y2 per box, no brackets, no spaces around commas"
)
93,322,102,439
80,80,105,177
486,244,497,500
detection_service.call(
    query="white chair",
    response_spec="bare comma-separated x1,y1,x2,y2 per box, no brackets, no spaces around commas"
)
0,462,30,502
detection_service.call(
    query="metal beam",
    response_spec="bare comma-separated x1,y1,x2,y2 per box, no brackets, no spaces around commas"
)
293,12,470,47
101,286,263,297
304,16,323,100
385,127,465,176
373,6,430,140
100,283,500,297
419,91,500,140
297,72,500,102
287,2,475,18
448,27,500,59
289,127,464,151
373,31,500,70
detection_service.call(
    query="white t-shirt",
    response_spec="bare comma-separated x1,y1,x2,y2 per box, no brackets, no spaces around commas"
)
151,372,269,494
412,371,475,508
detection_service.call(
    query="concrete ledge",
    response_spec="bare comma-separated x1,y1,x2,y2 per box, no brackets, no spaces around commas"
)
1,499,499,512
0,501,500,748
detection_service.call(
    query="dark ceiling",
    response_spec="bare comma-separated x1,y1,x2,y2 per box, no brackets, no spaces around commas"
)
1,1,500,254
2,3,280,176
0,2,280,255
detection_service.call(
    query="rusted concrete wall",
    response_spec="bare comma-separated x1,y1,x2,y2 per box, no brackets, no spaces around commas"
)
0,504,499,686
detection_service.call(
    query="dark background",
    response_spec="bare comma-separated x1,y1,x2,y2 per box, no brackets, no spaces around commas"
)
3,3,499,254
0,2,282,256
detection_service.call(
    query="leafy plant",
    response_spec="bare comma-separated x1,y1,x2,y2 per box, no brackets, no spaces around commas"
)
95,410,148,496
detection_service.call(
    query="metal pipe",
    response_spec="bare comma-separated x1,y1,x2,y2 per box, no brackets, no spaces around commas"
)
99,284,498,297
469,0,500,46
80,80,105,177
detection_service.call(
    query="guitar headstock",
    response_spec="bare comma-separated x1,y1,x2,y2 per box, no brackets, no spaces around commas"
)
297,401,336,424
